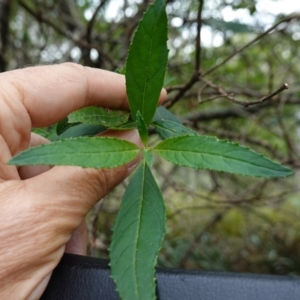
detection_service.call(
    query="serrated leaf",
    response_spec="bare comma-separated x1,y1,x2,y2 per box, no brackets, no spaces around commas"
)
153,135,293,178
152,106,181,124
153,120,197,140
136,111,148,145
54,124,106,140
110,161,166,300
116,120,137,130
125,0,168,126
142,149,153,167
56,118,75,135
68,106,130,128
32,125,59,141
9,137,140,168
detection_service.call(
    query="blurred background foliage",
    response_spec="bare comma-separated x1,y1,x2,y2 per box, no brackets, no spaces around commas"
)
1,0,300,275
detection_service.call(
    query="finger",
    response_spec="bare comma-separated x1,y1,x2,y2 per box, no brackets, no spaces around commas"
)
1,132,51,181
0,135,20,181
0,63,167,156
28,132,51,147
65,220,87,255
0,129,141,297
18,133,52,179
1,63,126,128
24,129,141,228
1,63,167,128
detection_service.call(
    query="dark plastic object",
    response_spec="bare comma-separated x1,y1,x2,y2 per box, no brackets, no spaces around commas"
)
41,253,300,300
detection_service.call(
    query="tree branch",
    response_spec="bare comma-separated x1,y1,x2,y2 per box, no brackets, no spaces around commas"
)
195,0,204,71
86,0,108,43
164,72,199,108
18,0,118,68
201,79,289,107
202,14,300,77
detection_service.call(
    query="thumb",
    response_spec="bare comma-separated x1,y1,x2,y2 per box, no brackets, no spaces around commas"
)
24,129,141,230
0,130,141,298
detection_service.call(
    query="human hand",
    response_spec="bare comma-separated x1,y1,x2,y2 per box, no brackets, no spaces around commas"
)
0,63,166,299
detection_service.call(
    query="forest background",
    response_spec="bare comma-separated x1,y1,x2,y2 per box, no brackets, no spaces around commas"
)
1,0,300,275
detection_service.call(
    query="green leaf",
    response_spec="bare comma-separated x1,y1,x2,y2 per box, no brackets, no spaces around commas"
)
115,65,127,75
32,128,50,138
68,106,130,128
110,161,166,300
136,111,148,145
120,64,126,75
116,120,137,130
56,118,75,135
32,125,59,141
54,124,106,140
153,120,197,140
125,0,168,126
9,137,140,168
142,148,153,167
153,135,293,178
152,106,181,124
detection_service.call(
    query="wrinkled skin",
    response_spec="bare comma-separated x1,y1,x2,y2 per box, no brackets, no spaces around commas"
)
0,63,166,299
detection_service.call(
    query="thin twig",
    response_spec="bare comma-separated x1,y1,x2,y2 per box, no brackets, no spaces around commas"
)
202,14,300,77
198,94,222,104
164,72,199,108
86,0,108,42
274,100,298,161
18,0,118,68
195,0,204,71
202,78,289,107
256,83,289,105
164,0,204,108
197,82,208,102
166,84,185,93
